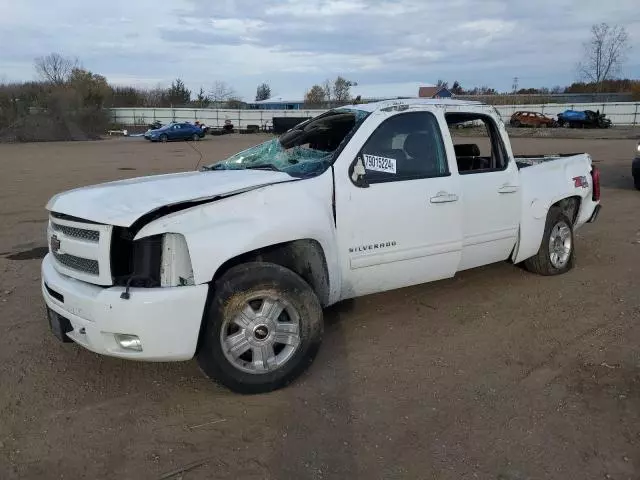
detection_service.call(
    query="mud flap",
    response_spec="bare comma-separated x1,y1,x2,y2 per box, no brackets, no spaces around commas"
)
47,307,73,343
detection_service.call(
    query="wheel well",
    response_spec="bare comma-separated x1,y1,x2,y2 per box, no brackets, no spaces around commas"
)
212,239,331,306
552,196,581,224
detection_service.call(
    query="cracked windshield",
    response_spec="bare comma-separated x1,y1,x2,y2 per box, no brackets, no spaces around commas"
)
208,109,368,177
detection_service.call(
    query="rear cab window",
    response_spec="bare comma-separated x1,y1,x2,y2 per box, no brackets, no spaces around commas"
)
445,113,509,174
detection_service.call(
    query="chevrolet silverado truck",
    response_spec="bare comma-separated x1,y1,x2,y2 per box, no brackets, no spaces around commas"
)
42,99,602,394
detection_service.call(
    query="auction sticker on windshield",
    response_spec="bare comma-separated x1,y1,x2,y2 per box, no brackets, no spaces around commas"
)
363,154,396,174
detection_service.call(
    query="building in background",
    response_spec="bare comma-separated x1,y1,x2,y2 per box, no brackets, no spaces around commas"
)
248,97,303,110
418,86,453,98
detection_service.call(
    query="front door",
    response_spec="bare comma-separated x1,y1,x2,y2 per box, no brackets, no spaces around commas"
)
335,109,462,299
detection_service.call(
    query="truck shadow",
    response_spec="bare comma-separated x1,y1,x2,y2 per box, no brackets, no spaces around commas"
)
268,299,360,478
5,246,48,260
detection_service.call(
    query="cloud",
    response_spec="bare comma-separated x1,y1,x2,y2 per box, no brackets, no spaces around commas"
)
0,0,639,100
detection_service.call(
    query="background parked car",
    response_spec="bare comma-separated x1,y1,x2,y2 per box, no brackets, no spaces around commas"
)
557,110,612,129
510,111,557,128
144,122,205,142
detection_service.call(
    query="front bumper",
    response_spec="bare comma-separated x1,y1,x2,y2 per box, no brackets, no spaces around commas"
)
41,254,208,361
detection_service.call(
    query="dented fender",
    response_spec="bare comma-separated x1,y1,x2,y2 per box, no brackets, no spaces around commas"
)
134,172,342,303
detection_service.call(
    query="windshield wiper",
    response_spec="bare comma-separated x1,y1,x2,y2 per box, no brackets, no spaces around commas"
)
244,163,281,172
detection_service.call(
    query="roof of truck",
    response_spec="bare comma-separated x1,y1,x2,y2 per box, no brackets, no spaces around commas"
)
346,98,484,113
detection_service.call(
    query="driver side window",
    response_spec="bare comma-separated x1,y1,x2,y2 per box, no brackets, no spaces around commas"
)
354,111,449,185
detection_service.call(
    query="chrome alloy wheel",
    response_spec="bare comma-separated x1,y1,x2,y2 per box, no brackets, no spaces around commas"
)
220,295,301,374
549,221,572,269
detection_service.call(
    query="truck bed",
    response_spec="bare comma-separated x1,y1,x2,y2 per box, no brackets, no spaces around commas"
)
515,153,586,169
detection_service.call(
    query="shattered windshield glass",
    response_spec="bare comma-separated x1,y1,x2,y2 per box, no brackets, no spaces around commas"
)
206,108,369,178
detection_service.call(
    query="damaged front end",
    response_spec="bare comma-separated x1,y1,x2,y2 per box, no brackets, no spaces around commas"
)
111,229,194,299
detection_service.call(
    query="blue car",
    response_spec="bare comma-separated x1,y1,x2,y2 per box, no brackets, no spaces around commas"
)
144,122,205,142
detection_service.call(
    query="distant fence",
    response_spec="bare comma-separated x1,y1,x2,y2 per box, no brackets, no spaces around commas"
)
111,102,640,128
110,108,322,129
493,102,639,126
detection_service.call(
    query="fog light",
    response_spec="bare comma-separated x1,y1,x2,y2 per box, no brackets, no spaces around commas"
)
115,334,142,351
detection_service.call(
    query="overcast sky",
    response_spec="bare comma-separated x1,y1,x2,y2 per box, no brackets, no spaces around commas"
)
1,0,639,100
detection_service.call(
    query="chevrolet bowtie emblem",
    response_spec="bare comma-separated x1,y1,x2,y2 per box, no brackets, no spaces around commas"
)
50,234,61,253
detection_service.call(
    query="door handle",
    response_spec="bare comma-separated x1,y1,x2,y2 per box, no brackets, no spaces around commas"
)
498,185,519,194
430,191,459,204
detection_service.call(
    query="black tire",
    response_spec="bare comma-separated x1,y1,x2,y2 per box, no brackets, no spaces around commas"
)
160,134,168,143
634,175,640,191
192,133,200,141
512,120,521,128
197,262,323,394
524,207,575,276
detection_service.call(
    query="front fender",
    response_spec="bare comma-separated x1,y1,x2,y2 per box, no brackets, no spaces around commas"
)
133,173,340,296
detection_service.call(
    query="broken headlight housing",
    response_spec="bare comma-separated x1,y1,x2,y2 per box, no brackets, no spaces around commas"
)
111,230,194,287
159,233,195,287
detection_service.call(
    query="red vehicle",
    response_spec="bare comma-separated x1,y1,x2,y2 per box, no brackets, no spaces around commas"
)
510,111,557,128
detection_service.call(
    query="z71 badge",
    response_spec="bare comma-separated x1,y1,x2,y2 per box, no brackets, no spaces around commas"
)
573,176,589,188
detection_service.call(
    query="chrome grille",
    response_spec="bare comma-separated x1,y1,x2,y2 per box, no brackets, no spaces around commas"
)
52,252,99,276
51,222,100,243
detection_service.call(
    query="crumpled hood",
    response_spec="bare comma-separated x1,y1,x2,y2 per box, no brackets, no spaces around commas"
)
46,169,294,227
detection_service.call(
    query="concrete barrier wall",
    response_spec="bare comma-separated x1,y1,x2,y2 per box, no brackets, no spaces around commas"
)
112,102,640,128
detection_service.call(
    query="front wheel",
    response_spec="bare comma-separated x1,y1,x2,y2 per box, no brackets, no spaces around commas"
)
192,133,200,141
524,207,575,275
160,134,168,143
634,175,640,191
197,262,323,394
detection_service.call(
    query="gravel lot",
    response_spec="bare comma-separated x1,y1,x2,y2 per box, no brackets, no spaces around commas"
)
0,133,639,480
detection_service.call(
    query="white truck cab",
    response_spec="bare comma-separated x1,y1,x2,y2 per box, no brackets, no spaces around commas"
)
42,99,601,393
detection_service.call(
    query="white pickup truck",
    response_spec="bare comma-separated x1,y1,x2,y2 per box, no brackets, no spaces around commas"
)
42,99,601,393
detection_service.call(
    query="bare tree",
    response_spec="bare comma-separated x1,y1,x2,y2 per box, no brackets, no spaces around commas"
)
196,87,210,108
322,79,333,103
304,85,326,106
209,81,237,104
145,85,168,107
333,76,356,103
34,53,78,84
578,23,630,89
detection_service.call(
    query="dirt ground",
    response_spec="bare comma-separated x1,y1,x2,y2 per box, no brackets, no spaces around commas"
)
0,133,639,480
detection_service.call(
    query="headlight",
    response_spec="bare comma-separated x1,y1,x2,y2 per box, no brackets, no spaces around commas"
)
636,142,640,154
160,233,194,286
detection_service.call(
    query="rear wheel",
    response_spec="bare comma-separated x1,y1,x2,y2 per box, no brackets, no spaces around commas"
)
197,262,323,394
524,207,575,276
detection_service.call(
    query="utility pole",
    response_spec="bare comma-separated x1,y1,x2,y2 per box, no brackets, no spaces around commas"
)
512,77,519,94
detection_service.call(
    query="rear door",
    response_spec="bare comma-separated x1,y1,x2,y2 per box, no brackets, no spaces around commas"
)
446,112,521,270
335,108,462,299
